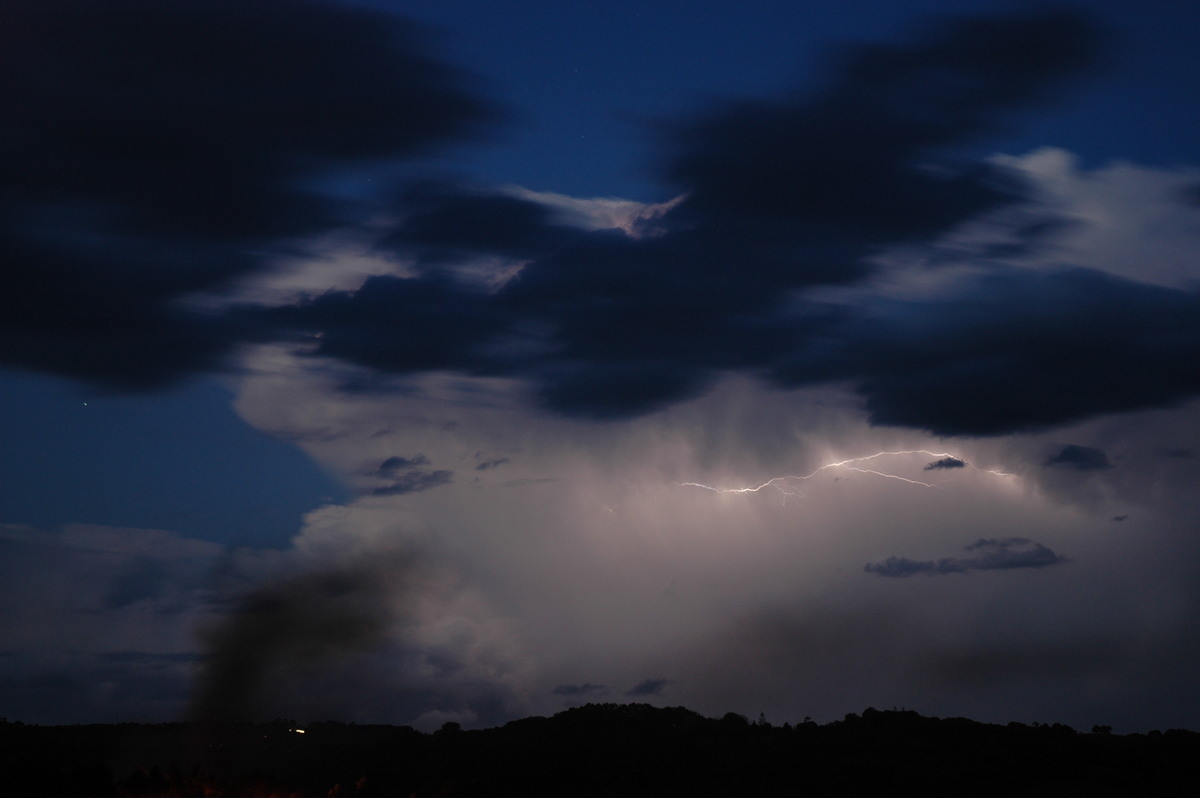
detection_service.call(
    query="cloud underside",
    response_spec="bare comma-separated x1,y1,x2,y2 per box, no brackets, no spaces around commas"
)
0,0,499,389
5,2,1200,436
864,537,1068,577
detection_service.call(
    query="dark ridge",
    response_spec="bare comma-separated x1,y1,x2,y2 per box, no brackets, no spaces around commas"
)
1,705,1196,796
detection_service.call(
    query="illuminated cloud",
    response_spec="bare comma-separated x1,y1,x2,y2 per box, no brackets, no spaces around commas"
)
985,149,1200,289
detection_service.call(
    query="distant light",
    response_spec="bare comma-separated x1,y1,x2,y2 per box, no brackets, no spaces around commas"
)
289,728,306,734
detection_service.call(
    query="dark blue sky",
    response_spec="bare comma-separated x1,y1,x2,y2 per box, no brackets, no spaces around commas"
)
0,369,346,547
2,0,1199,732
385,0,1198,196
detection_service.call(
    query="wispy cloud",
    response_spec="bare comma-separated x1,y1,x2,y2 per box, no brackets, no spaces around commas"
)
924,457,966,471
378,455,432,475
627,678,669,697
371,470,454,497
1044,445,1111,471
865,538,1068,578
552,683,608,697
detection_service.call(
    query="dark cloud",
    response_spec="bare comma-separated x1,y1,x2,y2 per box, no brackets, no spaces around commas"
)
266,274,514,376
378,455,432,476
371,469,455,496
383,182,586,267
533,360,718,420
475,458,511,471
1045,444,1112,471
664,10,1098,234
265,9,1103,424
372,453,453,496
15,3,1185,440
864,537,1067,577
626,678,669,697
552,683,608,697
924,457,966,471
775,268,1200,436
1,0,499,388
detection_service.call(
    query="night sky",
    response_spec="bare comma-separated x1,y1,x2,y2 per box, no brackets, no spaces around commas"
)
3,0,1200,732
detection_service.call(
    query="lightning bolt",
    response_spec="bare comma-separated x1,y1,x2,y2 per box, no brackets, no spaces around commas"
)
681,450,1015,500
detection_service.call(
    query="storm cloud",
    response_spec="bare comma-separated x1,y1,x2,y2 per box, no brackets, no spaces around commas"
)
256,9,1130,431
0,0,499,389
781,268,1200,436
8,0,1200,737
11,3,1189,437
10,4,1200,438
663,9,1098,233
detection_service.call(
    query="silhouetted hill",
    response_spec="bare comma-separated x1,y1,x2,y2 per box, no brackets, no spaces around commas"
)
1,705,1196,796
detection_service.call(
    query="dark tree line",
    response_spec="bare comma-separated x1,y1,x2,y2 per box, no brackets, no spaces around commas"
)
1,706,1196,796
